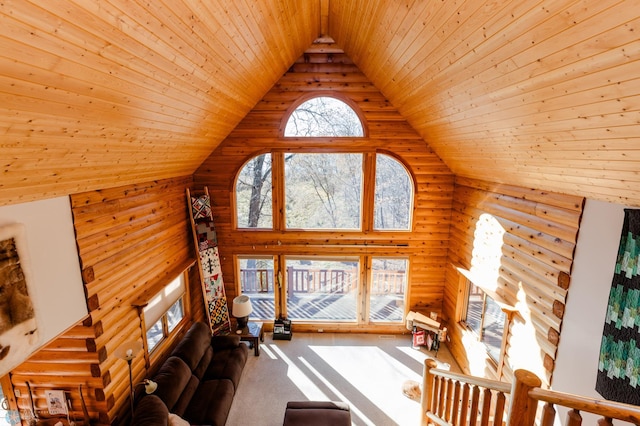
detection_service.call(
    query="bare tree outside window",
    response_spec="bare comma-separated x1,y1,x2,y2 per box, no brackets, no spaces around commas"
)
285,153,362,229
284,97,364,137
374,154,412,230
236,154,272,228
236,97,411,233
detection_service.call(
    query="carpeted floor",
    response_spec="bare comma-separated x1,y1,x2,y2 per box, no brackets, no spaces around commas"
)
225,330,459,426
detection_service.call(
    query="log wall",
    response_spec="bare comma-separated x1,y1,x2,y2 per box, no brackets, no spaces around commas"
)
194,44,455,332
444,177,584,386
9,177,205,425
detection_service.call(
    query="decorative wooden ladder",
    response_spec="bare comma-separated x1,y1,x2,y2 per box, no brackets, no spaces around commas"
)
186,187,231,335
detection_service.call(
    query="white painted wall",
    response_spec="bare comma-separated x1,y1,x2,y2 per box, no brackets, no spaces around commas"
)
0,196,87,376
553,198,632,424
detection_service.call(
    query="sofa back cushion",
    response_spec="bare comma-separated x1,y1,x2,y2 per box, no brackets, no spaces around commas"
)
131,395,168,425
153,356,193,411
171,375,200,417
171,322,212,371
193,346,213,380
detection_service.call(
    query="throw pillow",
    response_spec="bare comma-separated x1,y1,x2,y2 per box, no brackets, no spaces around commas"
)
168,413,190,426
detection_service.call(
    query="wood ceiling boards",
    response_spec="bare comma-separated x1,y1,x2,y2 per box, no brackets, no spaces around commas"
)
2,0,640,206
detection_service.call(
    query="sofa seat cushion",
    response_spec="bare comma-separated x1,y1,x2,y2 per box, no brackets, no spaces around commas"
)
204,345,248,388
183,379,235,426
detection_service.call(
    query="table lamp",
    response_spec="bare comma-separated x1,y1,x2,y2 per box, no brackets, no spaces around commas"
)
232,295,253,332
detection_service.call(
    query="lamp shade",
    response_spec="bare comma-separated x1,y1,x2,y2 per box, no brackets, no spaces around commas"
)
115,340,143,361
143,379,158,394
232,295,252,318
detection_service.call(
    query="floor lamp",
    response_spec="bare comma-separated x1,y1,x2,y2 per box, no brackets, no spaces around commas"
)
115,340,142,416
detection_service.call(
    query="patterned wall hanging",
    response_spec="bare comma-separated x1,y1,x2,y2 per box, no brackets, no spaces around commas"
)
187,188,230,336
596,208,640,405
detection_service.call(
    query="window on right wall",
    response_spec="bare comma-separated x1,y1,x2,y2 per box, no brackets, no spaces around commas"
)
462,280,507,364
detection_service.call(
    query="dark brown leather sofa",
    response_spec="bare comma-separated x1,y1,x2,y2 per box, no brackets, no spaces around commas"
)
131,321,248,426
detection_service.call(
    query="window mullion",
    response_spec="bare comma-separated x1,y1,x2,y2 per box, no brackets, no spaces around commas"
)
360,255,369,323
478,292,487,341
362,152,376,232
272,152,285,231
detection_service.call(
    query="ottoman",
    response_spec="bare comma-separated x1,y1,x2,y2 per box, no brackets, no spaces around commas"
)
282,401,351,426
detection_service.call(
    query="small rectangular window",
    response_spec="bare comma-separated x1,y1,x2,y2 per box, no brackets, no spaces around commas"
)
238,256,275,320
146,319,164,353
463,281,506,363
167,298,184,333
369,257,408,323
143,272,187,353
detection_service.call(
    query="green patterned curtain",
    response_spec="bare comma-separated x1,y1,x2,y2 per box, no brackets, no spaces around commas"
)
596,209,640,405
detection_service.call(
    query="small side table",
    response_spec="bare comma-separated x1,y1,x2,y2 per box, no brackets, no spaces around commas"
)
232,321,264,356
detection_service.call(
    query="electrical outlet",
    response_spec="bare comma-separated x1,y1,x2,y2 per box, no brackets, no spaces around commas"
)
318,328,323,332
13,389,20,397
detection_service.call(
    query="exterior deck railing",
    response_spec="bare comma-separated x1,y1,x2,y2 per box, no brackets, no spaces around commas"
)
239,267,406,295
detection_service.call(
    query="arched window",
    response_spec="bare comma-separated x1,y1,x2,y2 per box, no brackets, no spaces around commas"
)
374,154,413,230
284,96,364,137
235,152,412,231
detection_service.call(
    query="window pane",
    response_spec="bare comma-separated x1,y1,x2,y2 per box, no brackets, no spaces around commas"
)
143,274,185,327
146,319,163,352
239,257,275,320
285,153,362,229
167,298,184,332
370,258,407,322
465,283,483,335
374,154,412,230
236,154,273,229
284,97,363,137
483,296,506,362
285,258,358,321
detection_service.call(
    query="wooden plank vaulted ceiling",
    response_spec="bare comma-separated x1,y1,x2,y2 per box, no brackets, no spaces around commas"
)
2,0,639,207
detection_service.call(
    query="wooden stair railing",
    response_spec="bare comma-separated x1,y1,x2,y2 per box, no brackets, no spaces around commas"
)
421,359,511,426
422,359,640,426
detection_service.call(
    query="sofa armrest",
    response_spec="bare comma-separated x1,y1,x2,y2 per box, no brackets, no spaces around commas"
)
211,334,241,350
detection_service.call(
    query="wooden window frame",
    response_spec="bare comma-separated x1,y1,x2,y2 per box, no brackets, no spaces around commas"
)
133,259,194,367
455,266,518,376
234,151,415,233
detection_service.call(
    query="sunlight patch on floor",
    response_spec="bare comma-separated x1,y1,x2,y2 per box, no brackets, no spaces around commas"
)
269,344,329,401
310,345,422,425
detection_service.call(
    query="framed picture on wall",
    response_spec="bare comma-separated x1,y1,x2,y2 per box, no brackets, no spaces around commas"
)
0,223,40,377
44,389,67,415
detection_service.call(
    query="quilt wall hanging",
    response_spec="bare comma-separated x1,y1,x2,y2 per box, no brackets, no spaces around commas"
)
187,188,230,336
596,208,640,405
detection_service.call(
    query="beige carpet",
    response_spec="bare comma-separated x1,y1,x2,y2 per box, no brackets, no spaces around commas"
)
225,332,459,426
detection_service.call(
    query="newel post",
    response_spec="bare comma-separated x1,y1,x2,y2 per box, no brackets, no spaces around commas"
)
421,358,438,426
506,369,542,426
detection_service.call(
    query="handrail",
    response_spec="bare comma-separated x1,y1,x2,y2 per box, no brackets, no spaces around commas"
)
530,388,640,425
426,367,511,394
